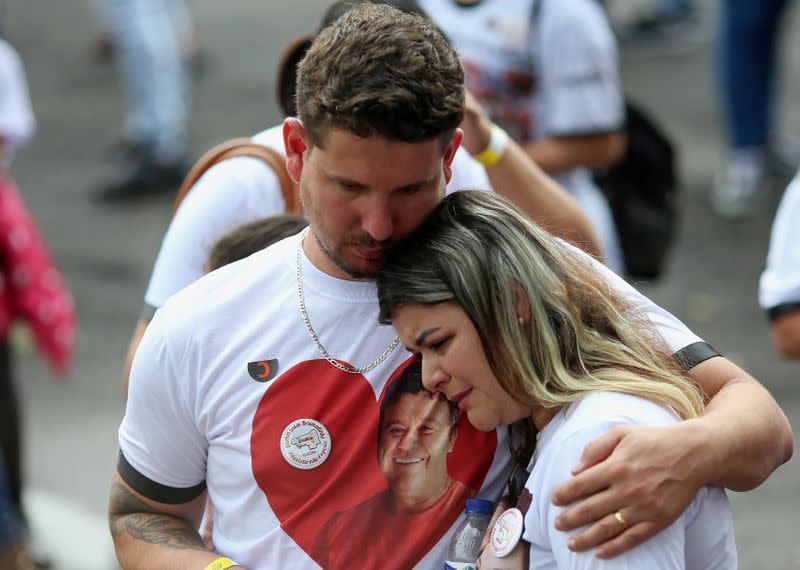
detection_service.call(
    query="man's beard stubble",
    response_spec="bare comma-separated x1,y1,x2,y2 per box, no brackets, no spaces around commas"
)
313,231,389,280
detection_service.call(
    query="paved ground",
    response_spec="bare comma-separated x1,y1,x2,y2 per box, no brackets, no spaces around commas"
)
2,0,798,568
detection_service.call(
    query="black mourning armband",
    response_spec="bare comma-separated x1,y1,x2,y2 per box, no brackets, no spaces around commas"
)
767,302,800,322
674,341,721,372
139,302,158,322
117,451,206,505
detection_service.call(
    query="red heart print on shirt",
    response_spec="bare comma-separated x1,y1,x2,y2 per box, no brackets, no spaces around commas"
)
251,358,496,568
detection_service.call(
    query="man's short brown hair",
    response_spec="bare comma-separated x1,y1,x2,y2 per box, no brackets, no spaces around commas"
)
296,3,464,148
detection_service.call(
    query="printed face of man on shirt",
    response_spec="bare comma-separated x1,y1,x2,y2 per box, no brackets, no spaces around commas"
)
378,390,458,512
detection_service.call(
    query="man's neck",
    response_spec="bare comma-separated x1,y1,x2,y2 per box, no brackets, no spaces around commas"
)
390,476,455,514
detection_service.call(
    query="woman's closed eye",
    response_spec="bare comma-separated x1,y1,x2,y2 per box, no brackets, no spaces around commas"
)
429,337,451,353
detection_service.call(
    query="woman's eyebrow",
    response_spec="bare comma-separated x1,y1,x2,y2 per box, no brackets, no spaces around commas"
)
415,327,441,347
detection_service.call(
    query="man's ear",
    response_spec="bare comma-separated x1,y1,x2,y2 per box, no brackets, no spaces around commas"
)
442,129,463,185
283,118,308,183
510,279,531,324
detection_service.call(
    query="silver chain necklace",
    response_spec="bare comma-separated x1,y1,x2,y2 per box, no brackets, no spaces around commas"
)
296,237,400,374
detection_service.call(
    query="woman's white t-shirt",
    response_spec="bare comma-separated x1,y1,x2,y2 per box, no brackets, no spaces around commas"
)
523,392,737,569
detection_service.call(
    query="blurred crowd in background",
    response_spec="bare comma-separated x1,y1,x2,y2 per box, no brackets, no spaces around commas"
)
0,0,797,567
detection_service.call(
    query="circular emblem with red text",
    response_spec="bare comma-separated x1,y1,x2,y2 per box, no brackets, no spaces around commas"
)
280,418,332,470
489,507,524,558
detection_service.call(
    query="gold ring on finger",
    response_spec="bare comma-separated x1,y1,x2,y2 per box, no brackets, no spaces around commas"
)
614,511,629,529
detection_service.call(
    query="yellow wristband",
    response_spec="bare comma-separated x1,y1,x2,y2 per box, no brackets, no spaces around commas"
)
204,557,238,570
473,123,509,168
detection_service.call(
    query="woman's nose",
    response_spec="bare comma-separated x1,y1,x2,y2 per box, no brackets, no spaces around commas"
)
421,356,449,393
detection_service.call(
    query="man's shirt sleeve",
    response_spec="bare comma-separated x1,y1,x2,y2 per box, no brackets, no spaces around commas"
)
562,240,711,363
760,172,800,320
118,307,208,502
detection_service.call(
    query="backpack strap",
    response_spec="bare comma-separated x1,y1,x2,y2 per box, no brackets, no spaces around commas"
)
172,137,302,215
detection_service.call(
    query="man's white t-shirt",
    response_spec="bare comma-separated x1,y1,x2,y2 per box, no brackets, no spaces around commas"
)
143,125,492,314
421,0,625,272
121,231,708,569
523,392,738,569
759,171,800,318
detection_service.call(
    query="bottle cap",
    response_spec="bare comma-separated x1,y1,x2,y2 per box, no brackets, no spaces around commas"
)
465,498,494,515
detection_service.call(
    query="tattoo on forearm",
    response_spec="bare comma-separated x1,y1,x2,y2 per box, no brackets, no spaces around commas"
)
109,483,206,551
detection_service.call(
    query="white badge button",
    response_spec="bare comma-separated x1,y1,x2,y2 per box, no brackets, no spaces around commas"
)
489,507,524,558
280,418,332,470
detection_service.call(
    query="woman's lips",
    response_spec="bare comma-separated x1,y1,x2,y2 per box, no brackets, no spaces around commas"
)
450,389,472,411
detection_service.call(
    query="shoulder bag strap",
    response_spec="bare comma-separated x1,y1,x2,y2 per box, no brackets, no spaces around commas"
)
172,138,302,215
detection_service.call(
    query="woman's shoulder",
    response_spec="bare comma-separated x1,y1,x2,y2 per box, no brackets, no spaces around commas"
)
530,393,682,512
563,391,680,430
538,392,679,455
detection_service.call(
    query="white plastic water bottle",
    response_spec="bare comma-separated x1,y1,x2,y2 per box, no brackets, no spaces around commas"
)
444,498,494,570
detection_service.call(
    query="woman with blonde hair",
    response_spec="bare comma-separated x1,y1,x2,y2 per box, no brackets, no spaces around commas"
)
376,190,737,568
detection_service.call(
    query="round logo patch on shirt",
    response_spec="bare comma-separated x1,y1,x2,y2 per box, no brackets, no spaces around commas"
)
280,418,332,470
489,507,524,558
